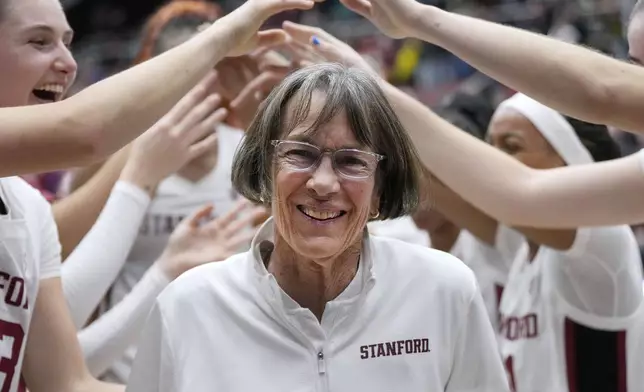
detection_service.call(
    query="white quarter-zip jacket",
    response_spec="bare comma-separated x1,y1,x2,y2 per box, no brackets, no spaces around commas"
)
126,218,510,392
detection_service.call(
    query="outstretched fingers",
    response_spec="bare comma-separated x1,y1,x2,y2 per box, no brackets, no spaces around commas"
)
186,204,215,229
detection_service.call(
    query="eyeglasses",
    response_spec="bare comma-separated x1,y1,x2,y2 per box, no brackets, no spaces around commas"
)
271,140,385,179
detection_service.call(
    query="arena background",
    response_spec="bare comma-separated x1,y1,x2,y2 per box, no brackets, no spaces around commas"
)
59,0,644,253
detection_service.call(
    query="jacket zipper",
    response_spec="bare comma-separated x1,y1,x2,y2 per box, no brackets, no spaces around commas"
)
317,351,326,374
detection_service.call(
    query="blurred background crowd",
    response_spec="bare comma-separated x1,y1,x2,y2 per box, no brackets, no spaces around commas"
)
44,0,644,254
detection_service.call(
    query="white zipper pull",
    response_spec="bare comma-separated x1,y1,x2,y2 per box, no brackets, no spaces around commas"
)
317,351,326,374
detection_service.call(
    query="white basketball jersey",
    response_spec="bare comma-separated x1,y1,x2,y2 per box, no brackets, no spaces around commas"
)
0,177,61,392
367,216,430,247
499,226,644,392
450,230,517,332
103,125,245,382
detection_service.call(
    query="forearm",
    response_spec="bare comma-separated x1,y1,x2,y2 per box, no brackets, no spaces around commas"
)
67,13,248,157
68,160,111,194
0,7,251,177
383,80,644,227
380,81,535,223
79,265,170,377
63,181,151,328
428,179,498,246
411,6,644,133
54,148,130,259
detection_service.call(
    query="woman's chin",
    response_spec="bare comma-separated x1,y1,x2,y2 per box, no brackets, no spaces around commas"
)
291,236,346,260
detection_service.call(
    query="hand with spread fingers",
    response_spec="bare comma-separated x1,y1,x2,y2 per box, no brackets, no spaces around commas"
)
120,71,228,195
338,0,422,39
228,51,294,130
215,51,291,130
227,0,326,57
280,21,377,75
158,200,267,280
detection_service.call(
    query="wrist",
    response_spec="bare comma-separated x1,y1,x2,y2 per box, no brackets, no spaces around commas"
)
119,163,159,198
407,4,442,42
156,255,179,281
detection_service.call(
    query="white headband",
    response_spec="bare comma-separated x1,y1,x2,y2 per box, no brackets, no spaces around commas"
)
493,93,594,165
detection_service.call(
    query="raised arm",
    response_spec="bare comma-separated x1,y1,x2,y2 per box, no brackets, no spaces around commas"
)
339,0,644,135
277,23,618,232
63,79,227,327
0,0,319,177
56,74,226,260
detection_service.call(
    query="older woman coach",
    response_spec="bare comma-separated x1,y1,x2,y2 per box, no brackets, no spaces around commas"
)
125,63,510,392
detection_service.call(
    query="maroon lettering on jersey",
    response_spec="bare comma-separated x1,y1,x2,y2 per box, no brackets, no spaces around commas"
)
140,214,188,236
0,272,28,310
500,313,539,341
0,320,26,392
359,338,431,359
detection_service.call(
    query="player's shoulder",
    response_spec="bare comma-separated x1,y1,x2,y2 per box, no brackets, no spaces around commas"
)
2,177,48,205
369,235,478,296
0,177,52,220
571,225,639,258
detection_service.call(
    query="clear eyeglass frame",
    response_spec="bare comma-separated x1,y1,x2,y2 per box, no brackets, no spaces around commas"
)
271,140,385,179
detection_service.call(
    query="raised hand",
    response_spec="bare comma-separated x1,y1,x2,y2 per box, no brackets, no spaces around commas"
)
280,21,376,74
120,71,227,194
226,0,325,57
158,200,268,280
227,51,294,130
339,0,420,39
214,53,289,130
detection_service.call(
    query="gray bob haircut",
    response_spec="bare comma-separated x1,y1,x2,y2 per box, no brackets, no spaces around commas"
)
231,63,424,220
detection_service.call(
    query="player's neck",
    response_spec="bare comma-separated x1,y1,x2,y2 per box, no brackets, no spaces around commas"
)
177,146,218,183
267,236,361,321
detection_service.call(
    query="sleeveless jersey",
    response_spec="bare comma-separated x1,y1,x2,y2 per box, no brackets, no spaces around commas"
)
103,125,245,382
0,177,60,392
499,226,644,392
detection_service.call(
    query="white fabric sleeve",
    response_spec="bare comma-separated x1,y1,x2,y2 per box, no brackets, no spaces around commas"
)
638,149,644,172
62,181,151,328
39,199,62,280
553,226,643,318
445,286,511,392
79,264,170,377
125,294,177,392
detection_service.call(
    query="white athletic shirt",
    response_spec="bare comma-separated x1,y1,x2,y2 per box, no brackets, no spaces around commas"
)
126,218,510,392
367,216,430,247
499,225,644,392
0,177,61,392
450,229,521,332
103,124,245,382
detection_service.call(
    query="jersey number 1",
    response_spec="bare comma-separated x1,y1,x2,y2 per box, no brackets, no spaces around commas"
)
0,320,25,392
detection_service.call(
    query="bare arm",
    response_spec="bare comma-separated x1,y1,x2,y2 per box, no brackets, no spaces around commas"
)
54,148,130,259
0,0,317,177
22,278,123,392
280,22,592,235
341,0,644,135
68,160,109,193
382,80,644,229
